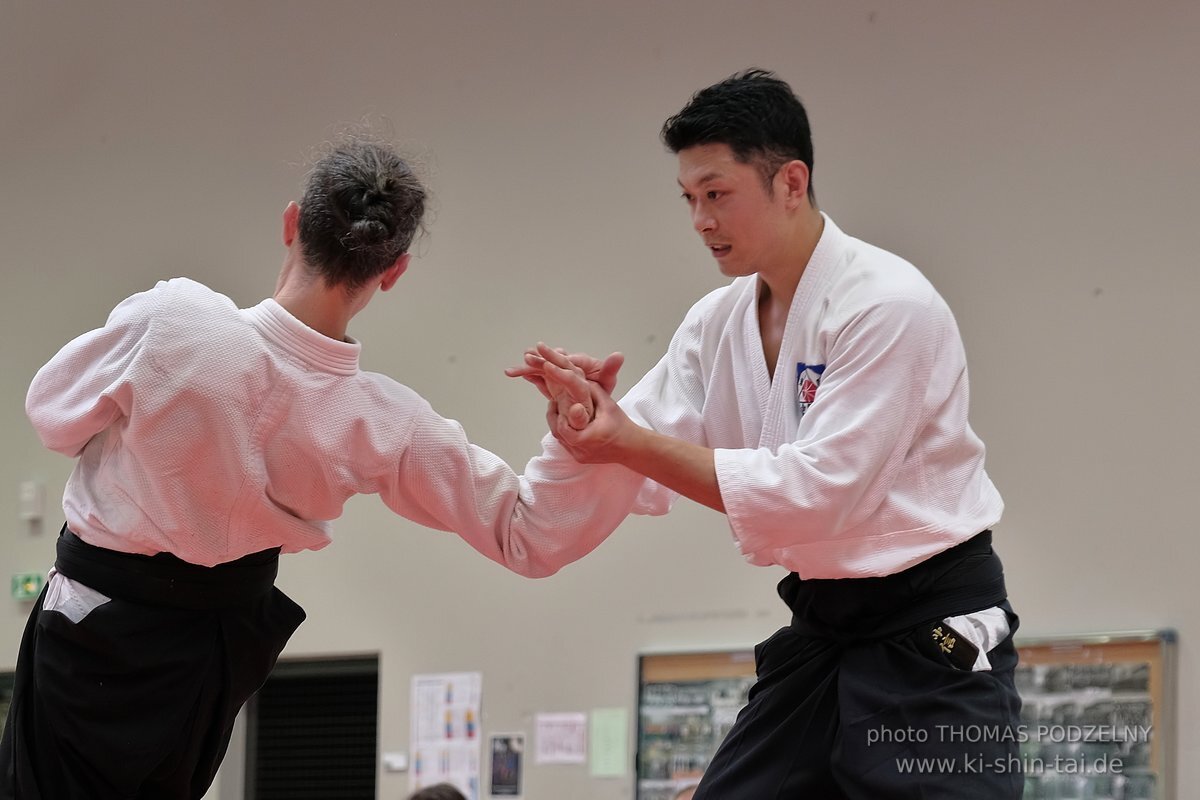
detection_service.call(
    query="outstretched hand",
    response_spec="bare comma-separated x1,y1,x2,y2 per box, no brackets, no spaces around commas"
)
504,343,635,461
536,344,600,432
506,345,720,509
504,344,624,403
541,361,636,464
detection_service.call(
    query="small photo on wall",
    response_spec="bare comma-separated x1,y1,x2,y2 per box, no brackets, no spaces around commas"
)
490,732,524,798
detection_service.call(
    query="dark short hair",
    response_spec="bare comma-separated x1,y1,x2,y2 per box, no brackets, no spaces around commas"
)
298,139,427,292
408,783,467,800
661,68,815,201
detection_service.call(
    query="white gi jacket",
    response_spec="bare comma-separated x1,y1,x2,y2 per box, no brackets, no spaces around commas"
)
554,214,1005,579
26,278,635,576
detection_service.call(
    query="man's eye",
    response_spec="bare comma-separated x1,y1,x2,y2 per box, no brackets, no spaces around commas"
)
707,191,721,200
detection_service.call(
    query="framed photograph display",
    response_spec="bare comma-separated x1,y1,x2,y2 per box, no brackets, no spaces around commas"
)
636,630,1176,800
1015,629,1176,800
635,650,756,800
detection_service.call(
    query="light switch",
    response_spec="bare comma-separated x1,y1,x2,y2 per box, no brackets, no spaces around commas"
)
382,752,408,772
19,481,44,522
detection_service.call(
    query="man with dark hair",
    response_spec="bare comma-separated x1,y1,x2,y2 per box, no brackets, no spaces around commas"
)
511,70,1022,798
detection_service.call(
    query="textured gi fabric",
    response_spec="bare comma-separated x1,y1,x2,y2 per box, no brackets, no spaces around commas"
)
532,215,1004,578
26,279,639,575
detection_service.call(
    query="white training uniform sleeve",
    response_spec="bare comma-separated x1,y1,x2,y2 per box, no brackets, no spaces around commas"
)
373,403,648,579
618,306,711,515
26,284,162,457
370,306,714,577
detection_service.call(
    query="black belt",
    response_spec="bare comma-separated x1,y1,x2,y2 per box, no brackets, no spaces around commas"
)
781,531,1007,641
54,525,280,611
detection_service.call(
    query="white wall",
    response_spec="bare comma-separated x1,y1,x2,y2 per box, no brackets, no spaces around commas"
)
2,2,1196,798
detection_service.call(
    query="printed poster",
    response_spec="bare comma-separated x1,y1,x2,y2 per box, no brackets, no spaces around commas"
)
534,712,588,765
489,732,524,797
410,672,483,800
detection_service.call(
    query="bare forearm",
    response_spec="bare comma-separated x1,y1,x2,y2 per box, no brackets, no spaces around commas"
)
617,425,725,513
527,346,724,512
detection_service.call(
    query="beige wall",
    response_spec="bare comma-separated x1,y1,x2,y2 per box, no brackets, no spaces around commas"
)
2,2,1196,798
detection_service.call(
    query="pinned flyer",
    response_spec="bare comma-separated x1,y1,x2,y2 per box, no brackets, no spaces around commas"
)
534,712,588,765
410,672,483,799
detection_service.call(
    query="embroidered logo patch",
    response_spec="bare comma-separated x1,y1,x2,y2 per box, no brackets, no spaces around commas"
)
796,362,825,419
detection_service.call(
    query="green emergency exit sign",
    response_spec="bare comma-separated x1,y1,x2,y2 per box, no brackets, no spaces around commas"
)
11,573,44,600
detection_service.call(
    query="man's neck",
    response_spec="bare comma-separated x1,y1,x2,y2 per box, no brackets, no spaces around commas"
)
273,256,354,342
757,207,825,314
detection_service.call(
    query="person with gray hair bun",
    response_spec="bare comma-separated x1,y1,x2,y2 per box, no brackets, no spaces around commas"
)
1,136,628,799
409,783,468,800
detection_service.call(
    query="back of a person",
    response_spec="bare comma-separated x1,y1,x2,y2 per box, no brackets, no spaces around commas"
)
36,272,436,565
5,136,440,800
29,277,274,563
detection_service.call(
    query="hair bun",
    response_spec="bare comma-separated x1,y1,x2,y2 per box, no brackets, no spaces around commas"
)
298,138,427,290
344,217,389,250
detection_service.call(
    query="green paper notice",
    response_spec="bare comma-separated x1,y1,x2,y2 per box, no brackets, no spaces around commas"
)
589,708,628,777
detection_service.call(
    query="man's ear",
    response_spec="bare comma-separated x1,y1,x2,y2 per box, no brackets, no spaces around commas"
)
283,201,301,247
778,160,811,209
380,254,411,291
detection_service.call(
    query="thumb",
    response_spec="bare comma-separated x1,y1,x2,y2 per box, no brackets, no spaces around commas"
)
566,402,591,431
595,352,625,395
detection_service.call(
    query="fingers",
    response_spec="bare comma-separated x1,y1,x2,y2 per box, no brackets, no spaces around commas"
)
519,344,617,381
536,343,610,380
507,348,573,406
513,344,620,416
504,364,539,379
507,352,551,404
506,350,547,376
543,361,593,416
523,374,553,401
546,396,586,449
506,343,556,377
565,401,590,431
545,396,558,436
595,352,625,394
535,343,577,372
559,380,615,437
